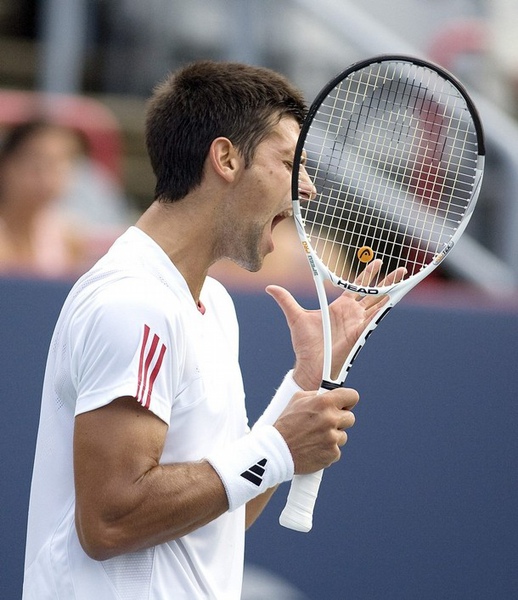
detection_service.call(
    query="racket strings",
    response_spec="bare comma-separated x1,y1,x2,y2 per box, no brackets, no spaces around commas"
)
298,61,479,285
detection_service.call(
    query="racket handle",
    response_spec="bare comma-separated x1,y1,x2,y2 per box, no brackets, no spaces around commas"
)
279,469,324,532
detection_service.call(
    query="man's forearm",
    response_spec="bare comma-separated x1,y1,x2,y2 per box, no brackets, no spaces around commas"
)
245,486,278,529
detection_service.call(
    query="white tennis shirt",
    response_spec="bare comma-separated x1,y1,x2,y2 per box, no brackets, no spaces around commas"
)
23,227,249,599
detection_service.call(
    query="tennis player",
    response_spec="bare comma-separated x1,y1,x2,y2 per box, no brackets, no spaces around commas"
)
23,61,385,599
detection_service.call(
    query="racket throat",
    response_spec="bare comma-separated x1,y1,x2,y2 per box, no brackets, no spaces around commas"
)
325,305,394,389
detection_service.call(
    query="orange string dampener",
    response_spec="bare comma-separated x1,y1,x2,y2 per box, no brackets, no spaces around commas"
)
357,246,375,263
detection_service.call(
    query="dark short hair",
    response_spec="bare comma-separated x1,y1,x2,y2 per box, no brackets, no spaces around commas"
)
145,61,307,202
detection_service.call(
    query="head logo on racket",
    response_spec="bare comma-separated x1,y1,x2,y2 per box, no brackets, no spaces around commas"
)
357,246,375,263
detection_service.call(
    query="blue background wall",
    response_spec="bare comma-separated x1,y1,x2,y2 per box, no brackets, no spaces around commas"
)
1,277,517,599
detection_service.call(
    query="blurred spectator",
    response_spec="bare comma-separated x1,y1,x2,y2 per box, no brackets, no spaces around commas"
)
0,120,124,279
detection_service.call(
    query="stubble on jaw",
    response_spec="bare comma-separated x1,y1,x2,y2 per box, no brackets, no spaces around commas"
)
215,219,267,273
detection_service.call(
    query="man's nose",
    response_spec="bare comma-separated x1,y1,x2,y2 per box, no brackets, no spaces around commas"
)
298,167,317,201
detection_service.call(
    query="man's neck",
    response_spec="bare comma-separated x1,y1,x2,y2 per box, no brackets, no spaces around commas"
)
135,198,218,302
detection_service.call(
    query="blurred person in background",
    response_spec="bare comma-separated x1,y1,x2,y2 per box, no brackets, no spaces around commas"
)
0,120,121,279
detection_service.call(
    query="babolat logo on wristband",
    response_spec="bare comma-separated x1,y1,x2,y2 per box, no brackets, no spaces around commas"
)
240,458,267,486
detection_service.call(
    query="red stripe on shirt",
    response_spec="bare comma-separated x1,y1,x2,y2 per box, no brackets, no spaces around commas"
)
143,342,167,409
135,324,151,403
139,333,159,404
135,324,167,408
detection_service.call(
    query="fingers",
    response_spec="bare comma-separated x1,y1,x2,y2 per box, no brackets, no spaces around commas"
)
353,259,407,291
379,266,407,287
353,258,383,286
358,291,390,313
351,263,407,310
265,285,301,325
339,407,356,431
312,388,358,467
325,386,359,412
325,390,357,465
275,387,359,474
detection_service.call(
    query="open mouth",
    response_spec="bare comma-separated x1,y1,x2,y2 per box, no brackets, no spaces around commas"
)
272,208,293,229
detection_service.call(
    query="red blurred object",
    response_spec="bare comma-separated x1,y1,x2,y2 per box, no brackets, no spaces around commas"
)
0,89,122,180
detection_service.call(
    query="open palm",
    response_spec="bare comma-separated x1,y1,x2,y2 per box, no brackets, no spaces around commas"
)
266,260,406,390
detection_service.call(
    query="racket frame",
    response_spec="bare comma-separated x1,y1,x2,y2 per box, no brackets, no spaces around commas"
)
279,54,485,532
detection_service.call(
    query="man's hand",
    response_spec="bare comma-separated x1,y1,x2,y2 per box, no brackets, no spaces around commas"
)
266,260,406,390
273,387,359,474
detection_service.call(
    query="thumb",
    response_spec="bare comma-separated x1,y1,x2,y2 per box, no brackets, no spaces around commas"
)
265,285,303,327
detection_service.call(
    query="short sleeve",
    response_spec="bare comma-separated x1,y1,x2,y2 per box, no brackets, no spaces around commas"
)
71,282,183,425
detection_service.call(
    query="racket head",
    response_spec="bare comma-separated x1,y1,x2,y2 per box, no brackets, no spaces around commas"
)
292,54,485,295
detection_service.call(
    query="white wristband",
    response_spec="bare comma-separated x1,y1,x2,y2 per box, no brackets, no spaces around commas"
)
253,370,302,429
206,425,294,512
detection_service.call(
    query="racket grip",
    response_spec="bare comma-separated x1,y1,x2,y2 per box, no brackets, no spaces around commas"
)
279,469,324,532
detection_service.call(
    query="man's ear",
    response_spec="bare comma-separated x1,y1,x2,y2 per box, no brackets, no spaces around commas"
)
208,137,242,182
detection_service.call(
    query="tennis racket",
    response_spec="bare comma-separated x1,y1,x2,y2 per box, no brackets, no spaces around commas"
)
279,54,485,532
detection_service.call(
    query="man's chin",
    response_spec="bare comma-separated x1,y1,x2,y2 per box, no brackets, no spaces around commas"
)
227,255,264,274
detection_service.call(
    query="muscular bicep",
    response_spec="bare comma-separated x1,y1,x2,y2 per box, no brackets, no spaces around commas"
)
74,396,167,503
74,397,168,553
74,396,229,560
